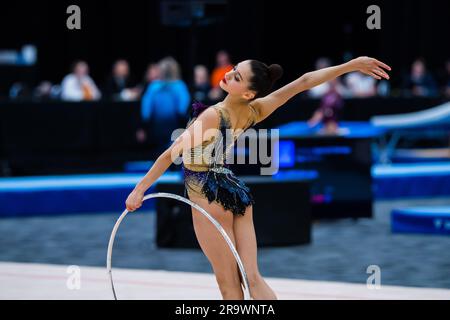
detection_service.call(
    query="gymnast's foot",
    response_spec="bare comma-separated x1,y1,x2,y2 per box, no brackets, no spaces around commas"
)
249,275,278,300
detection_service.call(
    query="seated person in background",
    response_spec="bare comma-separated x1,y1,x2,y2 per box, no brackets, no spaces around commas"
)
103,59,139,101
139,63,161,97
135,63,162,143
345,71,377,98
192,64,211,104
61,60,101,101
307,79,344,135
209,50,233,102
32,81,53,101
403,58,438,97
9,82,31,101
138,57,191,154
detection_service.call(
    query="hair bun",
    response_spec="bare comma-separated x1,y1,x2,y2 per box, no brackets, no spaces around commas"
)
268,64,283,83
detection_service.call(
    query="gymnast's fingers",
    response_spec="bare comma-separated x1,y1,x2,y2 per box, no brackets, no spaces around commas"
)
373,68,389,80
375,59,391,71
368,71,382,80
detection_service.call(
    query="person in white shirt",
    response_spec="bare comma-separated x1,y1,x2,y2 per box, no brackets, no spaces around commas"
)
61,60,101,101
345,71,377,97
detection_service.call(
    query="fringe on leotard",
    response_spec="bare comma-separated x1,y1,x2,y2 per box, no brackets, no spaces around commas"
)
202,166,255,216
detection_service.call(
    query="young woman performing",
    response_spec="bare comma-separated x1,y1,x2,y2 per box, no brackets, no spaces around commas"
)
125,56,391,300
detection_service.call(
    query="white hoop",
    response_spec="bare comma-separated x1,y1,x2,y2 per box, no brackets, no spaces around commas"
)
106,192,251,300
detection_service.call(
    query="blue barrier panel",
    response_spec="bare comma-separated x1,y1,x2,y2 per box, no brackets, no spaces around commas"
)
373,163,450,199
0,172,182,217
391,207,450,235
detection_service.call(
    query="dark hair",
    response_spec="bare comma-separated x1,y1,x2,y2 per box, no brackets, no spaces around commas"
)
248,60,283,99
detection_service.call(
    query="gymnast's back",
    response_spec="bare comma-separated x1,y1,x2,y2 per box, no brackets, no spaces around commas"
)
180,102,258,216
182,102,258,172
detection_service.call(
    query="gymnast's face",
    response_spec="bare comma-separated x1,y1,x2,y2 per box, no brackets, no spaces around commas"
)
220,60,256,100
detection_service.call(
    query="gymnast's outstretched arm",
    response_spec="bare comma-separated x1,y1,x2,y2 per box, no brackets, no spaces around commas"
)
250,56,391,123
125,108,219,212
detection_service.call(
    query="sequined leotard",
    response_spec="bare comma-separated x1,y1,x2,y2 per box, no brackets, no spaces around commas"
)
181,102,258,215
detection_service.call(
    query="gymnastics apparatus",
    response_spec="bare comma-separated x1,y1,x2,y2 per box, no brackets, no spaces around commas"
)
106,192,251,300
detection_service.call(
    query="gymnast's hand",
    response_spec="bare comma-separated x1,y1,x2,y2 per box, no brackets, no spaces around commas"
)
352,56,391,80
125,189,144,212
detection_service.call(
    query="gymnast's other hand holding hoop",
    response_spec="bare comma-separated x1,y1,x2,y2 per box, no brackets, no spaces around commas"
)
125,189,144,212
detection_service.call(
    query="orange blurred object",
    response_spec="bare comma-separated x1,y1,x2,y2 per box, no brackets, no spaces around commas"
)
82,82,94,100
211,64,233,88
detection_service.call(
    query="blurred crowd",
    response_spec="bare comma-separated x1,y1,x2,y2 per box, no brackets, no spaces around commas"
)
4,50,449,149
7,51,450,104
7,50,234,105
307,56,449,99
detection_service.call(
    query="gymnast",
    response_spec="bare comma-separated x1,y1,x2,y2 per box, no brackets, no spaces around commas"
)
126,56,391,300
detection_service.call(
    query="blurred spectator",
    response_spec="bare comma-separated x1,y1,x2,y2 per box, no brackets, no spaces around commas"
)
61,60,101,101
210,50,233,87
32,81,53,101
192,65,211,104
9,82,31,100
209,50,232,102
377,80,391,97
308,78,344,135
138,57,190,155
345,72,377,98
103,59,139,101
308,57,347,98
139,63,161,96
403,58,438,97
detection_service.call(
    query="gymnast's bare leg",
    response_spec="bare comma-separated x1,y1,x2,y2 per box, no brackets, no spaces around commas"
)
233,205,277,300
189,195,244,300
